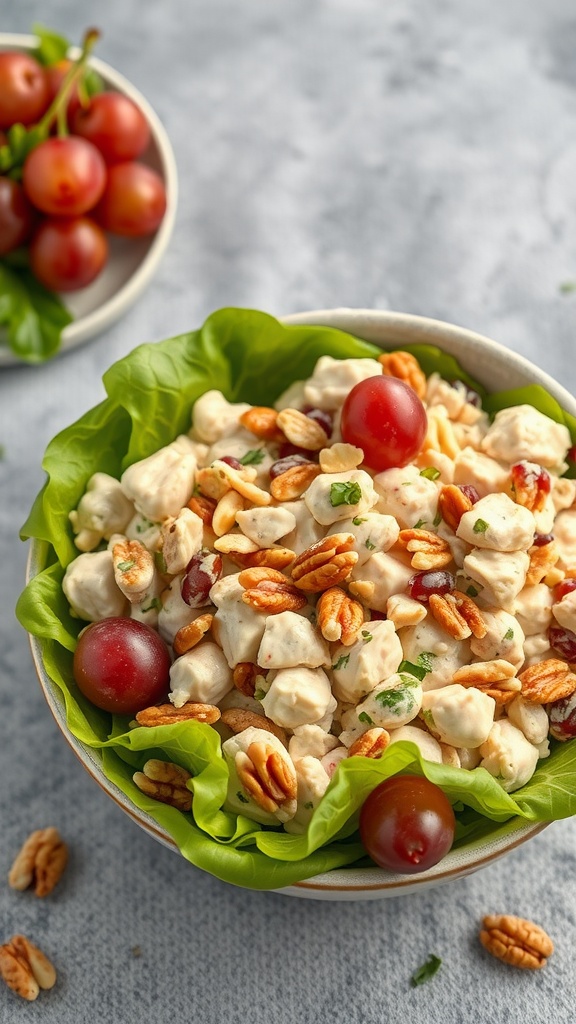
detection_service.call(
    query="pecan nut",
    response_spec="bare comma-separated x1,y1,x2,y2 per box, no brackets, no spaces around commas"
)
479,915,554,969
453,659,521,705
132,759,192,811
291,533,358,592
437,484,475,532
0,935,56,1001
378,350,427,399
518,658,576,704
135,702,221,726
8,827,68,898
173,612,214,656
227,546,296,570
269,462,322,501
429,590,487,641
187,493,217,527
317,586,365,645
241,578,308,614
220,707,288,746
525,539,560,586
397,528,453,570
239,406,285,442
235,740,297,813
276,408,329,451
348,728,390,758
233,662,260,697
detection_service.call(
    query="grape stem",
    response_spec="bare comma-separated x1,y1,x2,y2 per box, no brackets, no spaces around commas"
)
37,28,100,138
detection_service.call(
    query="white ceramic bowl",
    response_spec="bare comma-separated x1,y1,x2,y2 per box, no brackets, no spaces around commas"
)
26,308,575,899
0,33,178,365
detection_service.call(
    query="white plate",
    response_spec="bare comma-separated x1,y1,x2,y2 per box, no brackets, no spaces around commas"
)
26,308,574,899
0,33,178,365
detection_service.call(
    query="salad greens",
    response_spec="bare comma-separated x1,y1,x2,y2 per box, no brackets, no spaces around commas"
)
15,307,576,889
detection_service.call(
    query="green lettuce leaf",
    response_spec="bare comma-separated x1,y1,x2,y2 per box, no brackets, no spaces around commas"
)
15,307,576,889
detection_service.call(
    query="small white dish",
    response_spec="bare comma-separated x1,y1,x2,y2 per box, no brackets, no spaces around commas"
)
0,33,178,365
24,308,576,898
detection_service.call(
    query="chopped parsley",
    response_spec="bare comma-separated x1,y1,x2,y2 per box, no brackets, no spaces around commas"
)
361,630,373,643
413,518,427,530
154,551,167,574
303,801,314,810
473,518,489,534
420,466,440,481
466,583,480,597
332,653,350,671
433,509,442,527
411,954,442,987
560,281,576,294
503,626,514,641
330,481,362,507
141,596,162,613
416,651,436,674
375,686,416,715
352,516,367,525
240,448,266,466
365,537,376,551
253,688,266,702
236,791,250,804
398,658,427,682
136,517,154,534
117,559,135,572
358,711,374,724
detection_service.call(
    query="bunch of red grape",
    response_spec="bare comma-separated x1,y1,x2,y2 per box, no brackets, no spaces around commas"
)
0,34,167,293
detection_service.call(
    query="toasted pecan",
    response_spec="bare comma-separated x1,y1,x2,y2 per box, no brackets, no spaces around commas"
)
135,702,221,726
317,586,365,645
480,915,554,970
517,658,576,704
378,350,427,399
397,528,453,570
220,707,288,746
8,828,68,898
437,484,475,532
291,533,358,593
173,612,214,656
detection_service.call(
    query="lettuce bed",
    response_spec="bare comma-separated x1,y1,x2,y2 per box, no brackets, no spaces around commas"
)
16,308,576,889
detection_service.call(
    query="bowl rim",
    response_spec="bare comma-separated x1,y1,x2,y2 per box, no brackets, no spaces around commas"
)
0,32,178,364
25,307,572,897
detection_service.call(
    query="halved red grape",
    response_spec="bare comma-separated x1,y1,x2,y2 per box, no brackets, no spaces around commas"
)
359,774,455,873
73,617,171,714
457,484,480,504
548,624,576,662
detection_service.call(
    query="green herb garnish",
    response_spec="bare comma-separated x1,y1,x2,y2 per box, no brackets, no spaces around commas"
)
398,659,427,682
253,688,266,702
332,654,350,671
358,711,374,725
117,560,136,572
413,518,427,529
473,518,489,534
365,538,376,551
361,630,373,642
411,954,442,987
420,467,441,480
240,448,266,466
352,516,367,525
330,481,362,507
503,627,514,641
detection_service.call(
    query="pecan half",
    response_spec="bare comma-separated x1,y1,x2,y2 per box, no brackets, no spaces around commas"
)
135,702,221,726
269,462,322,501
0,935,56,1001
317,586,365,645
453,659,521,705
397,528,453,570
235,740,297,813
241,578,307,613
378,350,427,399
233,662,259,697
276,408,329,451
525,539,560,586
480,915,554,969
8,827,68,898
348,728,390,758
220,707,288,746
518,658,576,704
291,533,358,592
227,546,296,570
132,759,192,811
437,484,475,532
173,612,214,656
187,493,217,527
238,566,288,589
429,590,487,640
239,406,285,442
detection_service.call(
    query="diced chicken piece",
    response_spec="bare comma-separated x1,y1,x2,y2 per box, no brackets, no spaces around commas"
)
261,667,336,729
452,447,510,498
337,706,370,748
121,435,197,520
552,588,576,634
532,493,556,537
69,472,134,552
514,585,553,637
303,470,377,527
190,390,251,444
160,508,204,575
470,607,525,670
373,464,439,530
551,476,576,513
209,574,267,668
480,405,571,471
62,550,127,622
222,727,297,825
355,672,423,730
425,373,469,419
301,355,382,411
288,725,340,762
479,719,540,792
236,506,297,548
326,511,399,567
284,756,332,834
456,493,535,552
506,696,550,746
462,548,529,611
330,619,403,704
350,551,414,612
320,745,349,777
157,577,207,645
386,593,427,628
257,611,330,670
386,725,443,763
436,521,470,567
421,684,495,748
125,512,163,552
278,499,326,555
522,632,552,666
400,616,472,691
169,642,233,707
414,450,455,485
553,509,576,570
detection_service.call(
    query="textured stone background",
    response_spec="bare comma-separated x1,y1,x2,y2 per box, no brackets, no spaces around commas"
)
1,1,576,1021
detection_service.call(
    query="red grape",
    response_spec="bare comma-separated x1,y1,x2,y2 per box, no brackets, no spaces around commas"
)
29,216,108,292
554,579,576,602
73,617,171,714
0,177,36,256
341,376,427,472
23,136,107,216
359,774,455,873
0,51,50,129
407,570,455,602
548,624,576,661
269,453,315,479
71,91,151,164
94,161,167,236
